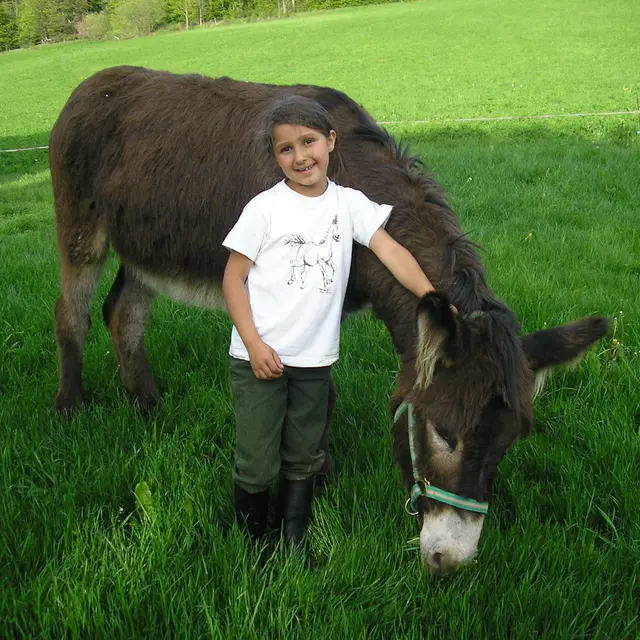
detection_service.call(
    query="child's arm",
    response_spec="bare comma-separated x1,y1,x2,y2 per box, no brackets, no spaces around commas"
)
222,251,284,380
368,228,436,298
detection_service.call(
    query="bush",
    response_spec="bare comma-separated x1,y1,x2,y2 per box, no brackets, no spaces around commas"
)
75,10,110,38
111,0,164,37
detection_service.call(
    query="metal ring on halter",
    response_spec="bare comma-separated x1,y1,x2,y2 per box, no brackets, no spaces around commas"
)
404,496,419,516
405,478,429,516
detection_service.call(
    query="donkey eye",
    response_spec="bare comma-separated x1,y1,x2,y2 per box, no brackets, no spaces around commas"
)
435,428,457,451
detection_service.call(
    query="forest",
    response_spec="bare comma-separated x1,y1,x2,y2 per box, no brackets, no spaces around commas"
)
0,0,400,50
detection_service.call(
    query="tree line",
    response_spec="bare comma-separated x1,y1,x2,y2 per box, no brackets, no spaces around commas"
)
0,0,401,51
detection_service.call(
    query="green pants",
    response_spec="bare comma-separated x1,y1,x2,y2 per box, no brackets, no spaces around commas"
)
229,357,331,493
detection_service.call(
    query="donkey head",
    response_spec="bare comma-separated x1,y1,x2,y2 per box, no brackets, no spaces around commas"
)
391,292,608,576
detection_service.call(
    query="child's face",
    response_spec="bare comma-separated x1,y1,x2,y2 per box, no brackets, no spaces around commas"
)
271,124,336,197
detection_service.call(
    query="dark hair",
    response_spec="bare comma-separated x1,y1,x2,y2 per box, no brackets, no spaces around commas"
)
263,95,345,181
263,96,336,153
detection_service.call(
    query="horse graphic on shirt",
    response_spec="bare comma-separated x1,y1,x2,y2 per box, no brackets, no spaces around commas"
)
285,216,341,291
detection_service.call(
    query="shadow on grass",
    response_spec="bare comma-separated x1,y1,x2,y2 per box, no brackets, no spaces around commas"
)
0,133,53,236
0,132,50,155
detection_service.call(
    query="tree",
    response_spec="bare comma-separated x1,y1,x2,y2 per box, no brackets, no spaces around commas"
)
165,0,199,29
0,0,19,50
204,0,227,21
18,0,87,44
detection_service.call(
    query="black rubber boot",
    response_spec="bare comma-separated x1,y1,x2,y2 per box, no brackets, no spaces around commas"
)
277,477,315,545
234,484,270,541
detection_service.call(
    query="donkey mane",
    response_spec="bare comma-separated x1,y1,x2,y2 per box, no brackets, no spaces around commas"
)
345,119,495,310
349,121,451,210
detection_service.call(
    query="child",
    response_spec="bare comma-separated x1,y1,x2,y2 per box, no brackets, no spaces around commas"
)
222,95,435,546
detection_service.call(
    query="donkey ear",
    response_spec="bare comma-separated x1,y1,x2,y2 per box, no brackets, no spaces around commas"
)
414,292,457,389
520,316,609,371
520,316,609,394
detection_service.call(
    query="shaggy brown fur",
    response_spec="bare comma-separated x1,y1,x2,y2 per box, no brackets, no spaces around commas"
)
50,66,608,513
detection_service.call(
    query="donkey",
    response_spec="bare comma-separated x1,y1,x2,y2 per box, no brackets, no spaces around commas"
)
49,66,608,575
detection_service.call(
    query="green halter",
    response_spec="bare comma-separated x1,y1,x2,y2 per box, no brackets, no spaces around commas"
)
393,402,489,515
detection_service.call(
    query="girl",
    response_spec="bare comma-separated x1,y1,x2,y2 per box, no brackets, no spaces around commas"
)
222,95,436,545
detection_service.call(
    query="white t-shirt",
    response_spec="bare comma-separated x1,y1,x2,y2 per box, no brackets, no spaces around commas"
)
222,180,392,367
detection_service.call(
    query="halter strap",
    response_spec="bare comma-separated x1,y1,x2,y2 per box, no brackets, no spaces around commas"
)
393,402,489,515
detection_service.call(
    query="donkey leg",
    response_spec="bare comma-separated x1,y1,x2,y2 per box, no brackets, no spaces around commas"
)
55,260,104,413
103,267,160,410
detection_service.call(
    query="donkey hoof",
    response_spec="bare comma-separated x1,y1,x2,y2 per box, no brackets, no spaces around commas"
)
54,390,85,414
129,386,163,412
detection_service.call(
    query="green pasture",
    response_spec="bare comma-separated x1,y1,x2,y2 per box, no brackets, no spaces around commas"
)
1,0,639,636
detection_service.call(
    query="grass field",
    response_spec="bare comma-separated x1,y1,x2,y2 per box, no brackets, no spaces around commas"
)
1,0,639,636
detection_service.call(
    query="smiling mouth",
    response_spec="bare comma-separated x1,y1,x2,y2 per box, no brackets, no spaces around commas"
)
295,165,315,173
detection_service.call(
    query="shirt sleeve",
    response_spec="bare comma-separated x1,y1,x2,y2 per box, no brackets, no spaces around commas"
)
222,198,269,261
347,188,394,247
